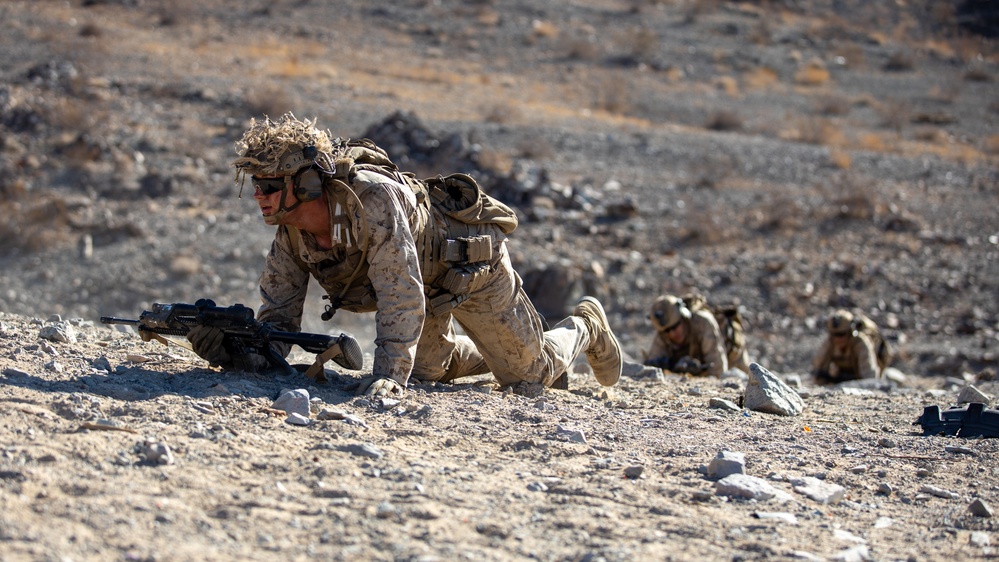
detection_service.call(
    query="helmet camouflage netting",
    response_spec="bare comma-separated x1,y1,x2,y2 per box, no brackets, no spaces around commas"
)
231,112,338,187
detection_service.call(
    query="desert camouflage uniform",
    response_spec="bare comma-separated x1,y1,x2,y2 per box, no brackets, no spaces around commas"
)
645,308,729,377
258,168,591,388
811,332,880,382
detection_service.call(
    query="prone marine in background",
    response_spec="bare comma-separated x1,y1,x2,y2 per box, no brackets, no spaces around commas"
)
811,309,891,384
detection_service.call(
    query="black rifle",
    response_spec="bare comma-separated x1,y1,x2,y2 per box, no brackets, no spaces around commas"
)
643,355,710,375
101,299,363,382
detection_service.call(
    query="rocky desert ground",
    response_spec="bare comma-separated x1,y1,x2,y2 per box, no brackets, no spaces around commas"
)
1,1,998,561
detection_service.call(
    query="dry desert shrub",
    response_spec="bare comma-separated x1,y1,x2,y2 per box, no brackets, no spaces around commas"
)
926,84,960,104
0,196,74,255
794,60,830,86
705,110,743,132
833,43,866,69
747,20,773,46
531,20,559,40
820,173,877,223
713,75,739,96
856,132,888,152
793,117,845,146
876,98,910,133
752,195,806,234
482,102,523,124
49,98,96,130
630,27,660,60
913,127,948,144
742,67,778,90
562,36,601,62
963,65,992,83
591,76,632,115
78,22,102,38
984,135,999,156
474,148,513,175
884,51,915,72
688,153,736,190
814,94,851,117
244,84,296,119
827,149,852,169
516,137,555,160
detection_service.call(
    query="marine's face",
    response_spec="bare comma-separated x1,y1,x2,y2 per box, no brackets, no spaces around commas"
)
831,332,849,350
252,175,295,225
666,321,687,345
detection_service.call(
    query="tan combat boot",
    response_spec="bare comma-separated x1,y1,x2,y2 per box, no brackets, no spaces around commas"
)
573,296,622,386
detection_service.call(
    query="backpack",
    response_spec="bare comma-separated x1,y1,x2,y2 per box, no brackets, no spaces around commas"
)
851,312,892,370
680,293,747,362
290,138,520,317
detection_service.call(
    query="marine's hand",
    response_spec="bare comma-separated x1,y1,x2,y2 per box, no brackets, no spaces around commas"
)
354,376,405,397
187,325,231,366
231,350,269,372
672,356,708,375
643,356,672,369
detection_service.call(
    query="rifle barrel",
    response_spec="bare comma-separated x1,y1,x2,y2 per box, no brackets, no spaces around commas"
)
100,317,140,325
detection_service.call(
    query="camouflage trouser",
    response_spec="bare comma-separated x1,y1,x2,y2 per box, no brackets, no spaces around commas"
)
729,347,751,374
411,245,589,387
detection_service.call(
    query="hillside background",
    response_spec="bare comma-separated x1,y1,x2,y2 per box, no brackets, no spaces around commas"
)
1,0,997,376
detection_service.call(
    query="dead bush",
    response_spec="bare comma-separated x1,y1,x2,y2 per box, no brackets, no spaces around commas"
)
742,67,778,90
820,173,877,223
913,127,948,144
562,37,601,62
705,110,743,132
984,135,999,155
0,196,74,255
883,51,915,72
926,84,960,104
827,149,852,170
591,77,632,115
79,22,102,38
747,20,773,46
482,102,522,124
624,27,660,62
963,66,992,82
794,60,830,86
531,20,559,40
752,196,806,234
795,117,845,146
876,99,910,132
834,44,866,69
516,137,555,160
814,95,851,116
244,85,296,119
475,148,513,176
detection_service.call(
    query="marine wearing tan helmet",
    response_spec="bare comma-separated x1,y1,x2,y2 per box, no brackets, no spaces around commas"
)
649,295,691,333
644,294,729,377
827,309,855,336
812,308,883,383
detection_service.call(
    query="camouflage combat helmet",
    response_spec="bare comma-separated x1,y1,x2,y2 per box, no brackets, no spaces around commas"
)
827,309,855,336
231,112,338,187
231,113,342,225
649,295,692,332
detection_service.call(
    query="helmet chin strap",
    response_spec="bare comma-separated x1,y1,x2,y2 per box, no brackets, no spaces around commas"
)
263,177,305,226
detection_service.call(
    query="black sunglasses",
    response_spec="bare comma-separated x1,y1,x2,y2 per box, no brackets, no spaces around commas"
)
252,176,288,196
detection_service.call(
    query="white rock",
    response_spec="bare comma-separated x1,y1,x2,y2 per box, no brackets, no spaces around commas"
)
744,363,804,416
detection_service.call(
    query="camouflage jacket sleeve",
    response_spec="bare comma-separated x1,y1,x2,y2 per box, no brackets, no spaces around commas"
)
692,312,728,377
351,170,426,386
256,227,311,356
811,338,832,374
644,331,670,364
852,333,880,379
